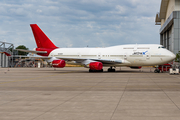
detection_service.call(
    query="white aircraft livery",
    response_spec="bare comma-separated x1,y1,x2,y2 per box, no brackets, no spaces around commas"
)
17,24,176,72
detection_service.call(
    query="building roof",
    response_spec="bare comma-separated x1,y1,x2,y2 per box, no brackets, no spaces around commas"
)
155,0,169,23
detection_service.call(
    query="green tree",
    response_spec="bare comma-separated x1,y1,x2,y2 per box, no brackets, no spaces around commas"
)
16,45,29,56
175,52,180,62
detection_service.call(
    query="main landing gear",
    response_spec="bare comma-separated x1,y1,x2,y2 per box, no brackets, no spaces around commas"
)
89,69,103,72
89,66,116,72
154,68,160,73
108,66,116,72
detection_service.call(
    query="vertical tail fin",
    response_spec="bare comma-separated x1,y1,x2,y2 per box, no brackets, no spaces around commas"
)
30,24,57,49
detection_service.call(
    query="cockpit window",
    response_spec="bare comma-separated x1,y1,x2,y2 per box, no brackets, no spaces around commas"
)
158,46,165,49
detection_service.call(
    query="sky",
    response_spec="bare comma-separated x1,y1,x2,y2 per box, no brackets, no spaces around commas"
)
0,0,162,49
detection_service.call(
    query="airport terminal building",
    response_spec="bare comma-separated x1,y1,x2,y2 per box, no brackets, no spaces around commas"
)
155,0,180,54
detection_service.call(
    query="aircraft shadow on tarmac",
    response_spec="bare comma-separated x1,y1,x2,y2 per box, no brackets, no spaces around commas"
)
36,69,152,74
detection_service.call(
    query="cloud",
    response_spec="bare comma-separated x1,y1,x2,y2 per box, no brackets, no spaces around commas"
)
0,0,161,49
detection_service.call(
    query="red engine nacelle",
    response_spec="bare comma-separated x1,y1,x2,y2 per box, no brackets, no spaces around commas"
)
52,60,66,68
89,62,103,70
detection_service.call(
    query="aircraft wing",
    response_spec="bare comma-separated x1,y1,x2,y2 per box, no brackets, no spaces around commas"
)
16,49,47,54
55,57,123,64
15,48,124,64
90,59,123,64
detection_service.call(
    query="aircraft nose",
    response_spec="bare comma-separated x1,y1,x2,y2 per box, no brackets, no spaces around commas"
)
170,52,176,60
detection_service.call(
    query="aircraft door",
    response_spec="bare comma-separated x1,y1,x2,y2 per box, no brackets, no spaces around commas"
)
78,52,81,58
146,52,150,60
98,53,101,59
124,53,127,60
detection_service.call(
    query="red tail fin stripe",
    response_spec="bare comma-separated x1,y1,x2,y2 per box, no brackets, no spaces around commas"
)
30,24,58,49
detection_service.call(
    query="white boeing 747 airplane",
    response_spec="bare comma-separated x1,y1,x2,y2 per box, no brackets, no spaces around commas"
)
17,24,176,72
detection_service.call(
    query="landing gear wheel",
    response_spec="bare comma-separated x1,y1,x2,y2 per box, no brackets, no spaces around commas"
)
108,68,116,72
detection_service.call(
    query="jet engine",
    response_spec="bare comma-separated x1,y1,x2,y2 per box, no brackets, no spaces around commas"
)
89,62,103,70
52,59,66,68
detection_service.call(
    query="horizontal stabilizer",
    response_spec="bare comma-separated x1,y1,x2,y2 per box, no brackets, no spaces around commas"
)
16,49,47,54
13,55,50,59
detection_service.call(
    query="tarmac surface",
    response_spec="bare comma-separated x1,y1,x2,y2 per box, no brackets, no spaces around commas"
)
0,67,180,120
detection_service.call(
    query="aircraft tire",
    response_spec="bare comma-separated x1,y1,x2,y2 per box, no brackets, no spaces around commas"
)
108,68,115,72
